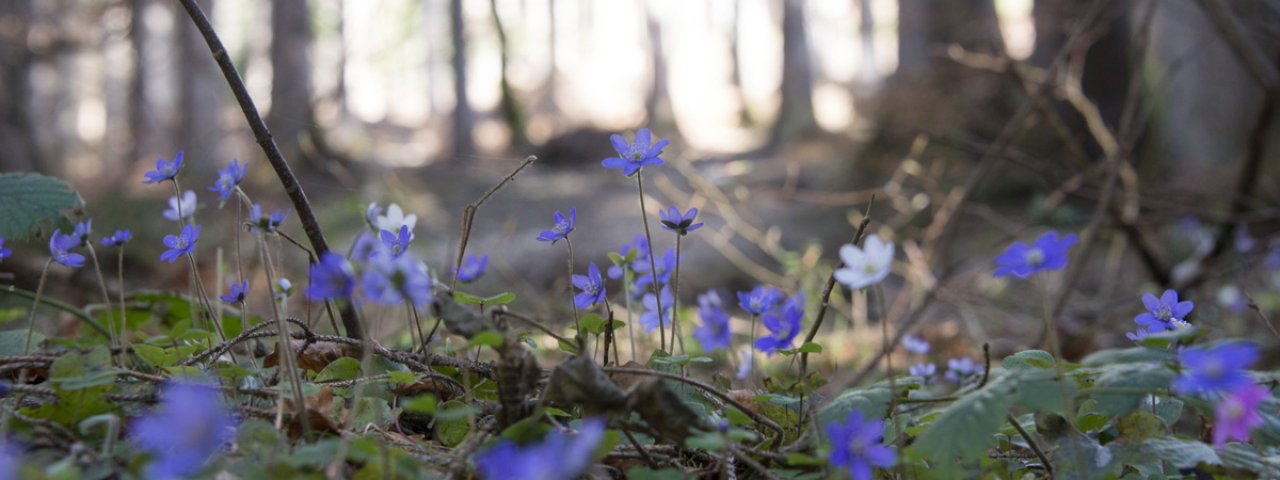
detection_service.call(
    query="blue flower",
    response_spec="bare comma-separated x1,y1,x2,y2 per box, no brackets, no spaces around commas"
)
634,247,676,291
694,291,731,352
1173,342,1258,395
453,253,488,283
378,226,412,258
993,231,1077,278
361,249,433,308
307,252,356,300
1134,289,1193,333
910,362,937,379
659,206,703,236
163,190,197,221
71,218,93,247
572,263,606,308
474,417,605,480
276,278,293,300
49,229,84,268
902,334,930,355
754,294,803,355
248,204,287,234
737,284,784,315
0,440,18,479
601,128,669,176
825,409,895,480
220,279,248,304
209,158,246,200
945,357,981,384
99,229,132,248
142,151,185,184
131,381,237,480
0,237,10,262
607,235,648,279
639,286,673,333
536,208,576,244
160,224,201,263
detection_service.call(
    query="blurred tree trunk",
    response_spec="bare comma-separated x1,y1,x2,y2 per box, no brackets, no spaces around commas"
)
268,0,314,164
766,0,817,150
1032,0,1132,142
644,10,676,130
334,0,348,116
490,0,528,150
857,0,878,87
421,0,439,116
898,0,1004,75
0,0,42,173
175,0,224,178
728,0,753,126
535,0,559,116
450,0,475,159
129,0,163,167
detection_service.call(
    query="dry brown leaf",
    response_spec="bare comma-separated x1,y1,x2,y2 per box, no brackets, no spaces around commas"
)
264,340,360,372
282,386,341,438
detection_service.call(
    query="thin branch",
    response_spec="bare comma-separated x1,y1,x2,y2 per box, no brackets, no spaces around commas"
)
603,366,784,449
451,155,537,291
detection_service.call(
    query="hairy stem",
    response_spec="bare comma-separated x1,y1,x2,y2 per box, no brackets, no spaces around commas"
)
635,173,666,352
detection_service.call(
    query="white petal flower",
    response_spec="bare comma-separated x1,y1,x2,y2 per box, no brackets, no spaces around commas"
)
834,234,894,290
163,190,197,221
374,203,417,238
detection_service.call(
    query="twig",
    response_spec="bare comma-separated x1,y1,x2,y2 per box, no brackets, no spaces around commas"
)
797,197,873,379
602,366,785,448
450,155,537,291
174,0,363,340
622,428,661,469
1007,414,1053,477
2,285,112,338
493,310,575,346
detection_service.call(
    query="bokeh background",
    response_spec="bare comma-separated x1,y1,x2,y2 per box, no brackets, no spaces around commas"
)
3,0,1279,377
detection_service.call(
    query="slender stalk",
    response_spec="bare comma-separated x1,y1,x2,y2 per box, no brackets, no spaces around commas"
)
85,244,120,365
635,173,666,352
1035,277,1085,479
624,270,637,362
116,246,127,345
23,259,53,355
671,234,685,354
748,313,759,383
257,233,307,425
565,238,582,346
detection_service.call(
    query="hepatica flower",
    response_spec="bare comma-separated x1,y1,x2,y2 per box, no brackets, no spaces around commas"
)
608,234,649,280
754,294,804,355
737,284,784,315
248,204,288,234
601,128,668,177
639,286,673,333
572,263,606,308
378,225,413,257
1173,342,1258,395
0,440,17,479
994,231,1077,278
131,381,237,480
835,234,894,290
276,278,293,300
361,249,433,308
160,224,201,263
307,252,356,300
1213,383,1268,448
1129,289,1194,341
536,208,576,244
72,218,93,247
163,190,197,221
209,158,246,200
634,247,676,290
142,151,184,184
453,253,488,283
825,409,896,480
0,237,10,262
49,229,84,268
220,279,248,304
99,229,132,248
910,362,937,379
474,418,605,480
694,291,732,352
659,206,703,236
370,203,417,238
945,357,981,384
902,334,930,355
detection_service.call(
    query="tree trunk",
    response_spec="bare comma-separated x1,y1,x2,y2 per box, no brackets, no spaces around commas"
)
857,0,878,87
129,0,163,167
490,0,528,149
268,0,314,164
175,0,225,178
767,0,817,149
644,9,676,129
897,0,1004,75
0,0,41,173
450,0,475,159
728,0,753,126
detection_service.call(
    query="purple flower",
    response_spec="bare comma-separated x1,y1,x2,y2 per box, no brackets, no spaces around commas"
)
910,362,937,379
902,334,930,355
634,247,676,291
737,284,784,315
248,204,287,234
601,128,669,176
72,218,93,247
1213,383,1268,448
378,225,413,258
1234,223,1255,253
453,253,488,283
474,417,605,480
276,278,293,300
361,249,433,307
607,234,649,280
209,158,246,200
1174,342,1258,395
825,409,896,480
49,229,84,268
0,237,9,262
99,229,132,248
536,208,576,244
220,279,248,304
0,440,18,479
163,190,197,221
754,294,803,355
160,224,201,263
945,357,981,384
572,263,607,308
131,381,237,479
1133,289,1193,335
659,206,703,236
142,151,185,184
307,252,356,300
639,286,673,333
694,291,732,352
993,231,1077,278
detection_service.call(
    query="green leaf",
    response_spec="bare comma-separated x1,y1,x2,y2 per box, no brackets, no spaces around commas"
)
453,291,486,304
608,252,626,266
435,400,475,447
1088,363,1174,417
0,329,45,356
314,357,362,382
625,468,689,480
482,292,516,305
401,395,437,415
797,342,823,354
0,173,83,239
1143,437,1221,469
579,313,606,335
1080,346,1174,366
350,397,391,428
684,432,725,451
388,371,417,385
1002,350,1054,370
132,344,169,368
467,330,505,348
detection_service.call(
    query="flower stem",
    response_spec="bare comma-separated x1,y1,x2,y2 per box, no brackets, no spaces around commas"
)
1035,277,1086,478
23,259,53,356
565,237,583,351
672,234,685,355
748,313,759,383
257,233,307,426
635,173,666,353
623,271,637,363
117,246,127,350
86,244,120,366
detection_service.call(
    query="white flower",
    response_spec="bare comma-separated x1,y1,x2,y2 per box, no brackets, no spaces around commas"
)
372,203,417,238
163,190,197,221
834,234,894,290
736,350,753,380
